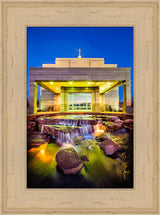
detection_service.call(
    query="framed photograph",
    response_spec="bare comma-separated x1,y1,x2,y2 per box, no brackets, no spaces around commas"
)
0,0,159,214
27,26,134,189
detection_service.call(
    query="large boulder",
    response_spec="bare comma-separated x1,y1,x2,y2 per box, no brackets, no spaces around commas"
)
56,148,83,174
99,139,122,156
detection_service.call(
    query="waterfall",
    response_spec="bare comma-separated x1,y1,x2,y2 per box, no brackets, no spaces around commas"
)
41,125,44,133
79,125,93,137
52,125,94,145
39,117,97,145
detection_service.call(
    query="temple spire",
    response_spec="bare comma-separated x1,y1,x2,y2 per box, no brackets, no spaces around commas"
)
78,49,81,58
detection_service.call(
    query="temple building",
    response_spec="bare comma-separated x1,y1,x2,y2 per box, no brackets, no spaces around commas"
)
28,50,132,114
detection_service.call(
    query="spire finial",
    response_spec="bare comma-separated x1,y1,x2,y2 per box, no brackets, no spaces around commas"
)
78,49,81,58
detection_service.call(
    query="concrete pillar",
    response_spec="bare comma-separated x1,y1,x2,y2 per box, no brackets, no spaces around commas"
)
92,87,99,112
99,94,104,112
95,88,100,112
34,82,38,114
123,82,127,113
64,92,68,111
28,81,37,114
55,94,61,111
60,87,68,112
126,81,132,113
103,88,119,112
60,87,65,112
92,92,95,111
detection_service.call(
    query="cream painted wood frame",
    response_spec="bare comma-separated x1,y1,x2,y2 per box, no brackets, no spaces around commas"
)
0,0,159,214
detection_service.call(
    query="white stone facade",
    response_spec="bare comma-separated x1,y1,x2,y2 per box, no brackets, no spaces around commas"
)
40,88,54,111
42,58,117,68
104,88,119,112
29,56,131,114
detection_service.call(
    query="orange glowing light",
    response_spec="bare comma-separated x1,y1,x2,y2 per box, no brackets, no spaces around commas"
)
29,143,55,163
94,123,105,137
41,149,44,155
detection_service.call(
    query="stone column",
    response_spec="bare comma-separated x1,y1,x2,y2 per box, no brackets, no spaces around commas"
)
60,87,65,112
126,81,132,114
99,94,104,112
54,93,61,111
123,82,127,113
64,92,68,111
28,81,37,114
95,87,100,112
92,91,96,112
92,87,99,112
34,82,38,114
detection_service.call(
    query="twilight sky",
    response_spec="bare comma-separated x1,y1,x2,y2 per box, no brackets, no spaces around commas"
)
27,27,133,102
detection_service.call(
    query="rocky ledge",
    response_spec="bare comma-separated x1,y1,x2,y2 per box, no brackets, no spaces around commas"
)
27,132,50,150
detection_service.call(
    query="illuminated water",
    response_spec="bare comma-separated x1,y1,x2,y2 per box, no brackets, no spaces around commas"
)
27,123,133,188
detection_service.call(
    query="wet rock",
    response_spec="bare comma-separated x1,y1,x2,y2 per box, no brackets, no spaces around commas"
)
56,148,83,174
95,132,108,142
27,121,36,133
110,128,128,136
99,139,122,156
107,116,120,122
124,119,133,124
27,132,50,150
103,122,115,131
41,125,80,137
103,120,123,131
36,116,97,130
114,120,124,130
124,119,133,130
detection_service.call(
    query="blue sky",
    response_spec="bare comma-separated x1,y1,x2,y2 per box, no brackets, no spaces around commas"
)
27,27,133,102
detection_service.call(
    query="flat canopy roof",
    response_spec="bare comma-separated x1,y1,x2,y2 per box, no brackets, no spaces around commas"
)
37,80,124,95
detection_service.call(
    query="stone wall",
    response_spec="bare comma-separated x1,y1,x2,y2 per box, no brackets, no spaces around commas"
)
40,88,55,111
104,88,119,112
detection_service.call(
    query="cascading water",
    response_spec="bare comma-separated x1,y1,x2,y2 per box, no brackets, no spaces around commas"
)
55,124,94,145
41,124,44,133
40,117,97,145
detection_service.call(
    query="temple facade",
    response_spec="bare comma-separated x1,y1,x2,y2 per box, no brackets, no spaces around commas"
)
28,52,132,114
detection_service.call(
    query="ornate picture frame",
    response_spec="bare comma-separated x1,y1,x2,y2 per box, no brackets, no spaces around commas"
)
0,0,159,214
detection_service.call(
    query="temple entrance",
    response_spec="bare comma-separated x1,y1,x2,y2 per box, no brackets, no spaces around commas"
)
68,93,92,111
28,54,132,114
